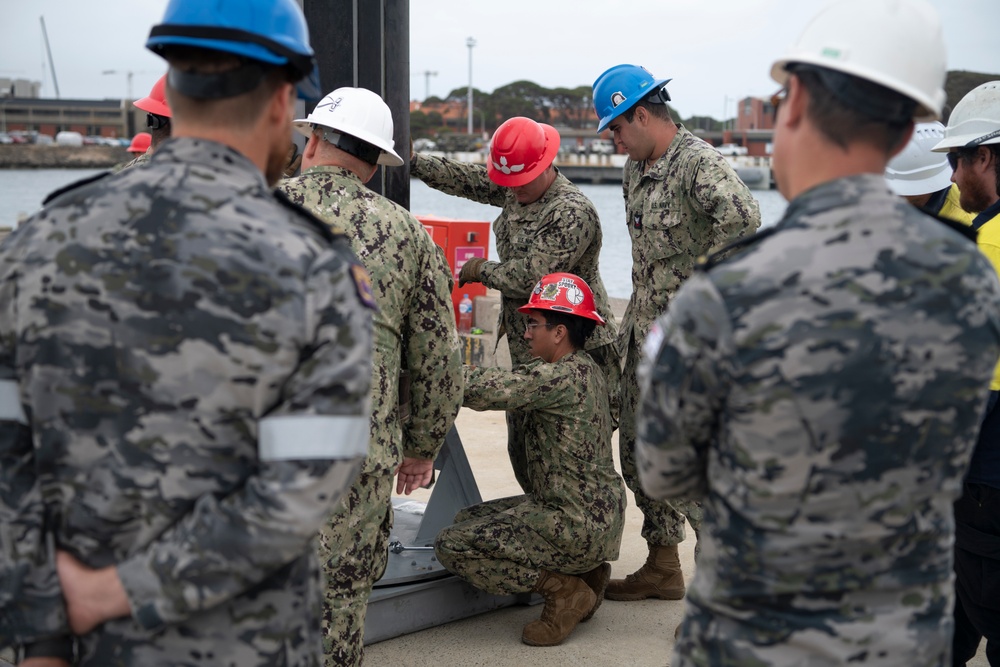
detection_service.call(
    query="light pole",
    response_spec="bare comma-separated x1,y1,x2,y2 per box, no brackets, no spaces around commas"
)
466,37,476,135
422,70,437,101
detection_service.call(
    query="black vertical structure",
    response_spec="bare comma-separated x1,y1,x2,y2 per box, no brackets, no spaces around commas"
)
303,0,410,210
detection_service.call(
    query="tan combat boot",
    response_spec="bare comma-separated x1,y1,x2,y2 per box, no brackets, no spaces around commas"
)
579,562,611,621
521,570,596,646
604,544,685,601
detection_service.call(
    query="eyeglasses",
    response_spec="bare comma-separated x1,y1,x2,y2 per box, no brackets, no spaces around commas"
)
525,322,556,333
770,87,787,122
146,113,169,130
947,148,976,171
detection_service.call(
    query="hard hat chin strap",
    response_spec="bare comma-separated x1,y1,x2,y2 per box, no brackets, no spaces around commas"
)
966,128,1000,148
316,126,381,165
168,63,268,99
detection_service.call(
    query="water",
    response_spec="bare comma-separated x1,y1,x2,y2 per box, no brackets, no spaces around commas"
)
0,169,788,299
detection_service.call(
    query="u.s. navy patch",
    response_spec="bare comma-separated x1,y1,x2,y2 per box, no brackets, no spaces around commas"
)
350,264,378,310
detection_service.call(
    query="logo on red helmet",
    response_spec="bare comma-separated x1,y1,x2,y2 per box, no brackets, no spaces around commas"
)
492,154,525,175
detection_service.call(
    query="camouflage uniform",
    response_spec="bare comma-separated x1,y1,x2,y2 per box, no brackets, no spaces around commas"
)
436,352,625,592
619,126,760,548
112,149,152,173
279,165,463,666
0,138,374,666
636,174,1000,666
412,153,620,491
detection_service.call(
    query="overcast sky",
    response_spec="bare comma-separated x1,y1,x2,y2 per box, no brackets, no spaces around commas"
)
3,0,998,121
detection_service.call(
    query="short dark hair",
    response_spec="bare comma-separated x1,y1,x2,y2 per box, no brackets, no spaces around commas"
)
538,310,597,349
623,94,673,124
162,47,289,129
792,66,912,154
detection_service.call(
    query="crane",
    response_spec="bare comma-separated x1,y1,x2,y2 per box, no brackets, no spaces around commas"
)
39,16,60,98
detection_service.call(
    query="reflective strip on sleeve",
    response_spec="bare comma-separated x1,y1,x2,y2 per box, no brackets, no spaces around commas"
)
0,379,27,425
258,414,369,462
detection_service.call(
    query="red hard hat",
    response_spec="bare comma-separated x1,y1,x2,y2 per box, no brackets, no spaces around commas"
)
134,74,171,118
128,132,152,154
486,117,560,188
518,273,605,325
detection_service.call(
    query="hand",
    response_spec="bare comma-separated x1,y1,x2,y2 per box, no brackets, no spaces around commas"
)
56,551,132,635
395,457,434,495
20,658,71,667
458,257,486,287
283,141,302,178
409,136,415,166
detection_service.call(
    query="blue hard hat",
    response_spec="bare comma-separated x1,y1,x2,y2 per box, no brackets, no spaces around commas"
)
146,0,321,100
592,64,671,133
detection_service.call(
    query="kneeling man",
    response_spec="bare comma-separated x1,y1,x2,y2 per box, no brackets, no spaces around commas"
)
435,273,626,647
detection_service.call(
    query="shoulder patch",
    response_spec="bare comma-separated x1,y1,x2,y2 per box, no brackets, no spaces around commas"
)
42,170,113,207
350,263,378,310
698,226,778,271
273,188,348,242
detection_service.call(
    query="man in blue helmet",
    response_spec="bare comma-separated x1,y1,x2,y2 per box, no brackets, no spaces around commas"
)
590,64,760,603
0,1,374,665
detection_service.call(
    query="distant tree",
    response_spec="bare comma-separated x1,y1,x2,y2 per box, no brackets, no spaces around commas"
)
944,70,999,123
683,115,723,132
549,86,593,128
490,80,551,122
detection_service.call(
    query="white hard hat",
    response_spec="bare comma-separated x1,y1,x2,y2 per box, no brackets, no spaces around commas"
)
885,122,952,196
931,81,1000,152
294,87,403,166
770,0,946,121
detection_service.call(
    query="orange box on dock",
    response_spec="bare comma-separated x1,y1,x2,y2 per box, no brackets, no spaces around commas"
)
417,215,491,327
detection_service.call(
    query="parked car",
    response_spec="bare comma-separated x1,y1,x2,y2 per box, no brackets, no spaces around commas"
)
0,132,12,145
34,134,54,145
717,143,748,156
56,131,84,146
591,139,615,155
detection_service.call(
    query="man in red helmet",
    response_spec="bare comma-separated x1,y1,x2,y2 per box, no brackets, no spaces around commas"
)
411,117,621,525
115,74,173,172
435,272,626,648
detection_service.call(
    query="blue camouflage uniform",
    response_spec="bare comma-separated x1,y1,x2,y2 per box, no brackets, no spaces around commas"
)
0,137,374,666
637,174,1000,666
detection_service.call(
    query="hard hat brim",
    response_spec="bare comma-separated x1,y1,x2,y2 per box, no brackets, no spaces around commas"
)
770,57,942,121
884,163,953,196
292,119,404,167
134,95,171,118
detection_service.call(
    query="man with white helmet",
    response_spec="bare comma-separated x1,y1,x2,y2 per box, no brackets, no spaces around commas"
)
0,0,374,665
278,87,463,667
411,118,621,564
885,121,974,225
931,80,1000,667
589,63,761,603
635,1,1000,665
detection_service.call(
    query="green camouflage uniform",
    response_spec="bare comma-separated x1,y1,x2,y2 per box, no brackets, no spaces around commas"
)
620,126,760,548
279,165,463,666
112,149,152,173
637,174,1000,666
0,138,374,666
412,153,620,492
436,352,625,592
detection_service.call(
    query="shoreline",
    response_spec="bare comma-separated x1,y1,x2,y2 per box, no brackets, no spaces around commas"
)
0,145,126,170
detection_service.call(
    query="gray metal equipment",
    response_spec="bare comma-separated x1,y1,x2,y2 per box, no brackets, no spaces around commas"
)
363,426,531,644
